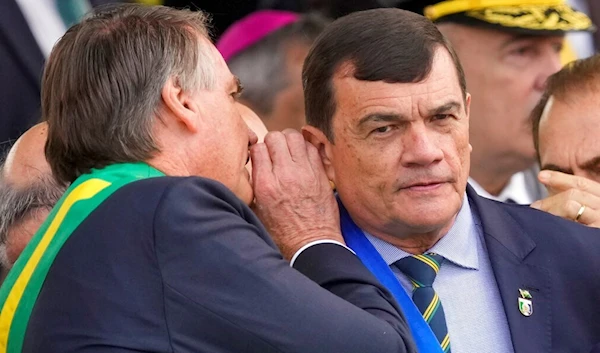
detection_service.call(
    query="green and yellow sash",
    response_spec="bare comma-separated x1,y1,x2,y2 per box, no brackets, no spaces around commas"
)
0,162,164,353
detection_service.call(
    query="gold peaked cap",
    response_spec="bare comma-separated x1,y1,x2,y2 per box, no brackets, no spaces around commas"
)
424,0,593,32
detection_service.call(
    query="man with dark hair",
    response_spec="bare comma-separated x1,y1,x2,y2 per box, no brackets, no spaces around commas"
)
0,4,416,352
303,8,600,353
530,54,600,228
397,0,593,204
216,10,329,132
0,123,65,270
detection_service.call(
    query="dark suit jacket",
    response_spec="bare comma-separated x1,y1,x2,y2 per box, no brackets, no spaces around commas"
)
467,185,600,353
23,177,415,352
0,0,117,150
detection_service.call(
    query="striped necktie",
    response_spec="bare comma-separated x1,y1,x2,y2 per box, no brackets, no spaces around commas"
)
56,0,92,28
395,253,451,353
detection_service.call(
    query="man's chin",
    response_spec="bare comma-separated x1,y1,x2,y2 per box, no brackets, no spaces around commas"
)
394,197,460,230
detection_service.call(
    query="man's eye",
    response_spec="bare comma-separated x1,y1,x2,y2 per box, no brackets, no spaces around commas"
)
433,114,450,121
552,43,564,53
374,126,391,134
511,46,534,56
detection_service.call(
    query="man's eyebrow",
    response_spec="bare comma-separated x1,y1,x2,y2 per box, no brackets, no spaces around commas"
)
427,101,462,116
357,113,405,128
580,156,600,171
541,163,573,175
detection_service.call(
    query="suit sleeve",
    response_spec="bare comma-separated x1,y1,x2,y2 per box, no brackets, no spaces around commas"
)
154,177,416,353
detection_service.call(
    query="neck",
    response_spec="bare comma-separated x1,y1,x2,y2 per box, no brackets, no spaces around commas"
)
145,153,192,177
469,152,516,196
469,167,512,197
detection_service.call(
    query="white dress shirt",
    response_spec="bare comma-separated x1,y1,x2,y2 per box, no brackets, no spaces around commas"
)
567,0,596,59
468,165,547,204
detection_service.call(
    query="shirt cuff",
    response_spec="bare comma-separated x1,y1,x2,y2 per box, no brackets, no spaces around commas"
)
290,240,355,267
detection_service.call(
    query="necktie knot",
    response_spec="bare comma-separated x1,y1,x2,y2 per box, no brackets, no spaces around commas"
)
394,253,444,288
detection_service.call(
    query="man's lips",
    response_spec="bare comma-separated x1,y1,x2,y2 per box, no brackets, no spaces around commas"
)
400,180,449,191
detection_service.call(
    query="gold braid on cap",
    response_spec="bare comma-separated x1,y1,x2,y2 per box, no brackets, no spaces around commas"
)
425,0,592,31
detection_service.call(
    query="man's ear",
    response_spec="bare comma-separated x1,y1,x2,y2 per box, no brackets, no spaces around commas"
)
464,92,471,122
161,77,200,134
302,125,336,182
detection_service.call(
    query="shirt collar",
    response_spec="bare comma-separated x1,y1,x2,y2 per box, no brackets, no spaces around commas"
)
365,195,479,271
468,172,534,204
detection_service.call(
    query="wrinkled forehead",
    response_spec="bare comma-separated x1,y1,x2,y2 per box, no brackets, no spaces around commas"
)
331,49,464,115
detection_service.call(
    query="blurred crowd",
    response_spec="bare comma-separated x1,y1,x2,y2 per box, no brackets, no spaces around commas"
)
1,0,600,352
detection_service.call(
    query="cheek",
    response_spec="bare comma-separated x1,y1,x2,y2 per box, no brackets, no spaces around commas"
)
333,140,398,191
445,130,471,174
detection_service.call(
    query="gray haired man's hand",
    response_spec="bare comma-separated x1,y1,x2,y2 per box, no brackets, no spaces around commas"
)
250,129,343,260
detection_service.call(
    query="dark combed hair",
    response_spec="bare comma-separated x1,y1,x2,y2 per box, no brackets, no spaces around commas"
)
227,14,330,117
531,54,600,161
302,8,467,141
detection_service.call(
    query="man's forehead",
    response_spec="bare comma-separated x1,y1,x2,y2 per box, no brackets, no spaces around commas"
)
450,24,564,46
538,95,556,127
541,92,600,133
2,124,51,187
332,53,462,107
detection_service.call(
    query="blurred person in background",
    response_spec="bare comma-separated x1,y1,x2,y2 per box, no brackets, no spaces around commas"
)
565,0,597,58
399,0,594,204
530,54,600,228
0,123,65,275
216,11,329,132
157,0,379,36
0,0,118,151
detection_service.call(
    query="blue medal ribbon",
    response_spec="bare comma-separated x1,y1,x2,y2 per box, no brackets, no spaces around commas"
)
339,201,443,353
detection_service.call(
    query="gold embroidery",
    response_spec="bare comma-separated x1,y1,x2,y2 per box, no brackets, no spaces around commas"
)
465,4,592,31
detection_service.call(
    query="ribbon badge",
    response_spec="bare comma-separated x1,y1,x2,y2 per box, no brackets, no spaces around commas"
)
518,289,533,317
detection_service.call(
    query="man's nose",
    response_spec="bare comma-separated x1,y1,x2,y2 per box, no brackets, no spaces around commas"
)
400,124,444,167
534,45,563,92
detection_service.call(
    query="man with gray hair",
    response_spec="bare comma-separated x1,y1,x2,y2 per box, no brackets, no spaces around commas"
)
0,123,65,271
0,4,415,352
216,10,329,132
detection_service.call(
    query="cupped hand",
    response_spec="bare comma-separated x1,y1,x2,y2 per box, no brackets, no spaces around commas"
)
251,129,343,260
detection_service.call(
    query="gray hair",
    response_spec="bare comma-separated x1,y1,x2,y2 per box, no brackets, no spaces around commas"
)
43,4,216,184
0,163,66,268
227,14,329,117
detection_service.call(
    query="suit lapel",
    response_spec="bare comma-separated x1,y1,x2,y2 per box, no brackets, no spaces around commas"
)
467,187,552,353
0,0,44,89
